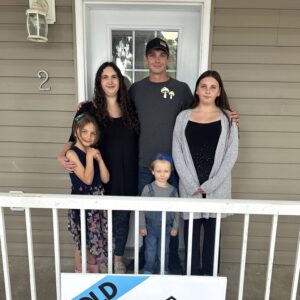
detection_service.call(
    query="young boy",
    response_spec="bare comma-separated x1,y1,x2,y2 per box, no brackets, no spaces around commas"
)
139,153,179,274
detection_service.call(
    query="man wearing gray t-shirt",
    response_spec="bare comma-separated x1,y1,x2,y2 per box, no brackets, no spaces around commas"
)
129,37,194,274
130,38,194,189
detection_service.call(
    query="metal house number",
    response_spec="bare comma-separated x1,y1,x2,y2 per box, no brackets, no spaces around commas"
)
37,70,51,91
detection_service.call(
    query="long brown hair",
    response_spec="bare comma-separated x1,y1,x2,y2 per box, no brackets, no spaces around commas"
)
191,70,232,125
93,62,139,132
192,70,231,110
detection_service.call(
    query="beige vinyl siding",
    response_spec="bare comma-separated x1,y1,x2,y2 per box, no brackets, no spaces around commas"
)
0,1,74,194
4,208,72,257
0,1,74,257
212,0,300,265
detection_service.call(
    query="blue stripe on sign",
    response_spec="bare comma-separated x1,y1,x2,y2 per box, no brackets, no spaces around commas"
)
72,275,149,300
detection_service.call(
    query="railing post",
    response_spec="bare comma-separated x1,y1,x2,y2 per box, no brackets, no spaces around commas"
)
134,210,140,274
25,208,37,300
52,208,61,300
107,209,113,274
290,228,300,300
264,214,278,300
238,214,250,300
213,213,221,276
186,212,194,275
160,211,167,275
80,209,87,273
0,207,12,300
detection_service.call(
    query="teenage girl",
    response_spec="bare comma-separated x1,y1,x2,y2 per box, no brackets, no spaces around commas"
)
172,70,238,275
66,113,110,273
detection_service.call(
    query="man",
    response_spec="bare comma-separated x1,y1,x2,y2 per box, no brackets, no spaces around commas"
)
129,37,195,274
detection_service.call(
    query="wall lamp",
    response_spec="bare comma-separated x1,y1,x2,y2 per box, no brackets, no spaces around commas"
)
26,0,56,42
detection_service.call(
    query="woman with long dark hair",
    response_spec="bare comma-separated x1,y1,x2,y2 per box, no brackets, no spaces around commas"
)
59,62,139,273
172,70,239,275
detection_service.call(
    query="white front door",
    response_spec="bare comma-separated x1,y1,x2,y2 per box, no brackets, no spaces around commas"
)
77,1,211,100
75,0,211,248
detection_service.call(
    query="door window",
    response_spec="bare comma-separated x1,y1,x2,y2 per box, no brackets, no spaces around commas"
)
112,30,178,83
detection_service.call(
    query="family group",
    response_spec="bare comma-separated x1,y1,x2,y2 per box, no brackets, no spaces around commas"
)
57,37,239,276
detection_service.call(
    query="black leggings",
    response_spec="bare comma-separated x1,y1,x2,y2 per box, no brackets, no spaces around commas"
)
184,218,220,275
113,210,131,256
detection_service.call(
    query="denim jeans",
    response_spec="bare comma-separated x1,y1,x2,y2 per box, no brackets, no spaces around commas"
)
112,210,131,256
144,211,173,274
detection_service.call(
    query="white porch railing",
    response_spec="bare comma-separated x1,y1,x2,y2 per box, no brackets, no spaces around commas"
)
0,193,300,300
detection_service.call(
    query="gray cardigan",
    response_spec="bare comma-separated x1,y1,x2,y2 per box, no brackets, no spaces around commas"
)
172,109,239,219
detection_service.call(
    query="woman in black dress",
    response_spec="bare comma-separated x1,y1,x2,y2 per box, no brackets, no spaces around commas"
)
59,62,139,273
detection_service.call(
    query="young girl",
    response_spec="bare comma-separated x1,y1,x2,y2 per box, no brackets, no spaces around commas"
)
139,153,179,274
66,113,110,273
172,70,239,275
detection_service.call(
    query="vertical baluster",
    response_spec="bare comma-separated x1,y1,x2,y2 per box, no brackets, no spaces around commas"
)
134,210,140,274
160,211,167,275
25,208,37,300
0,207,12,300
186,212,194,275
238,214,250,300
264,214,278,300
290,228,300,300
80,209,87,273
52,208,61,300
213,213,221,276
107,209,113,274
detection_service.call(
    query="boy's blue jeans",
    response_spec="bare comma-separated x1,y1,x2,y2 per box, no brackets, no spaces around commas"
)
144,211,173,274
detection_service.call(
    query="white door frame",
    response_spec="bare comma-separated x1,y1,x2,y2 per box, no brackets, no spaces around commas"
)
74,0,212,101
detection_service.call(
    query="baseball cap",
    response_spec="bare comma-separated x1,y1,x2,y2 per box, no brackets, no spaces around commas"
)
151,152,174,166
145,37,169,56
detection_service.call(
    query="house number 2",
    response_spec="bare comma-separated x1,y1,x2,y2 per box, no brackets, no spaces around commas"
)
37,70,51,91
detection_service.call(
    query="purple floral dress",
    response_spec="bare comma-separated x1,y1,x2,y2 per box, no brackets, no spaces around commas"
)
67,146,108,264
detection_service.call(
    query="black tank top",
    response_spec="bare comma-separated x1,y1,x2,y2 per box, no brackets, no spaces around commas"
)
185,120,221,185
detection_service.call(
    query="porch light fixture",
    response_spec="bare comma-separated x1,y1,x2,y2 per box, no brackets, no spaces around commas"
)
26,0,55,42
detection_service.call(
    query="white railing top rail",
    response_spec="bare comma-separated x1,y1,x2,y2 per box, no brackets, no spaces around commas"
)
0,193,300,216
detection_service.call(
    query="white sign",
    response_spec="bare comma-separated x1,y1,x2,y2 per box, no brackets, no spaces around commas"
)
61,273,227,300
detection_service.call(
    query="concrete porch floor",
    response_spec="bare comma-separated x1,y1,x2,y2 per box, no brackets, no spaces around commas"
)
0,256,299,299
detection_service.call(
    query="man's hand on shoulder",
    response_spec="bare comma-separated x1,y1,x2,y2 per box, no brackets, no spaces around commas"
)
57,154,77,173
229,110,240,125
